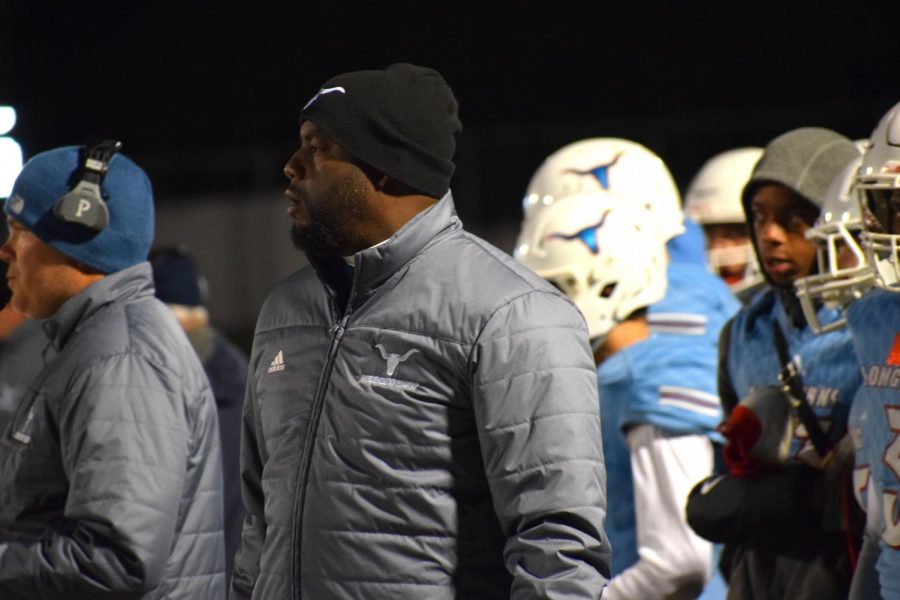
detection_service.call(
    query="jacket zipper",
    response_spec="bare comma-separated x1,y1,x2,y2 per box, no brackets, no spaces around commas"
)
290,267,359,599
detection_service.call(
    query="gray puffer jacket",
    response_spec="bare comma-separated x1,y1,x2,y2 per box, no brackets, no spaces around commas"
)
232,194,611,599
0,263,226,599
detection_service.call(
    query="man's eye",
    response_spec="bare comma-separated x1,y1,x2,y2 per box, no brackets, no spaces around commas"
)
787,213,809,232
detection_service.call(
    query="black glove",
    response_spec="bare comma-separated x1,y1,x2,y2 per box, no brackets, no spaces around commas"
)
686,464,824,556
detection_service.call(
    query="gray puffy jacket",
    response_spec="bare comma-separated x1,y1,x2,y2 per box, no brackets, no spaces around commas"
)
0,263,226,599
232,195,611,599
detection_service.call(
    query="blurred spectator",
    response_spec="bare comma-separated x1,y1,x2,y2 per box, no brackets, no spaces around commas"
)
150,246,248,578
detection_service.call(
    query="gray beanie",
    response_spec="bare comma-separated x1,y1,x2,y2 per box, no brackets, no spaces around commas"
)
742,127,860,213
741,127,860,302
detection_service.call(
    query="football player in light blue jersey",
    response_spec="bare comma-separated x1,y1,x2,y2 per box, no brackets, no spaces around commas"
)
692,127,862,600
525,138,739,344
521,137,740,347
685,148,766,303
654,214,741,346
516,186,724,599
793,144,878,599
836,100,900,600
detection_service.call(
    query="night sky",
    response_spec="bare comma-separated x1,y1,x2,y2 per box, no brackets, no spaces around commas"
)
1,1,897,225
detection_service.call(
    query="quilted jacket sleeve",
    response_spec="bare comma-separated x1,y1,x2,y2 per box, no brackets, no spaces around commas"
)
230,362,266,599
0,353,193,598
471,289,611,599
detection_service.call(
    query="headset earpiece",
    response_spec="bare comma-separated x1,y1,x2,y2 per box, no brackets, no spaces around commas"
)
53,139,121,232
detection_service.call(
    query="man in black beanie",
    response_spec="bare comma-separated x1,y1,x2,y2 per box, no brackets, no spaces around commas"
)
232,63,612,599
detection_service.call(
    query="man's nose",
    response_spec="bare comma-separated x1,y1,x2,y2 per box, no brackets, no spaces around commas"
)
758,220,787,244
284,152,304,181
0,239,13,264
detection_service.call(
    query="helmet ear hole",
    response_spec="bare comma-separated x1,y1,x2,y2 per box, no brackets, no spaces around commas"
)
599,282,617,298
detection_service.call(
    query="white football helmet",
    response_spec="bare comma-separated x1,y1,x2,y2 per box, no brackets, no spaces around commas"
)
684,147,763,291
859,101,900,291
515,194,667,343
795,154,873,334
522,138,683,243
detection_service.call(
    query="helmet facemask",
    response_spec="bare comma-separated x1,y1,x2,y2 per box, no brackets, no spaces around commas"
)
861,187,900,291
858,101,900,292
795,155,874,334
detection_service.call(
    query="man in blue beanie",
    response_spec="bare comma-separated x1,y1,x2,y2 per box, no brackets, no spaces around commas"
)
232,63,611,599
0,142,226,598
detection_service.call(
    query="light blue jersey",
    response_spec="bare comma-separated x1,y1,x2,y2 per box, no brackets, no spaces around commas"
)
726,289,861,459
847,288,900,598
651,220,741,345
599,333,722,575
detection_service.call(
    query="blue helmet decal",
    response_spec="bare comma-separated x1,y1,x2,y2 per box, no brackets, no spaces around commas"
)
563,152,623,190
544,209,612,255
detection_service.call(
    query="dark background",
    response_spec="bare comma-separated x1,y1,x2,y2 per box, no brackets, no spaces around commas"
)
1,1,897,342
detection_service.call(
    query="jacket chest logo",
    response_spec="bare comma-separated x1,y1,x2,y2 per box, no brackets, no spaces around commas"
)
375,344,418,377
359,344,420,392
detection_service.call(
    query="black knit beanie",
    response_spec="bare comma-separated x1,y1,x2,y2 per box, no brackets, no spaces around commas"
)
299,63,462,199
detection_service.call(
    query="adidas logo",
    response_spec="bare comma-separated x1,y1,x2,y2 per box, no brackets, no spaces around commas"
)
267,350,285,374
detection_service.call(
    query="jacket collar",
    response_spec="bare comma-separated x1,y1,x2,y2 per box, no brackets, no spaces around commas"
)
309,192,461,311
43,262,155,351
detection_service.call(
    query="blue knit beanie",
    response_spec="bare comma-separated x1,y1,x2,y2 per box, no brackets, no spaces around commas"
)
4,146,154,274
150,248,205,307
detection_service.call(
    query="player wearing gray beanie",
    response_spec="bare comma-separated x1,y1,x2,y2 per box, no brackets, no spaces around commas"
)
688,127,863,600
742,127,860,290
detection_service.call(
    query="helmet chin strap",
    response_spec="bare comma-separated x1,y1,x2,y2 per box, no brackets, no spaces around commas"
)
778,284,810,330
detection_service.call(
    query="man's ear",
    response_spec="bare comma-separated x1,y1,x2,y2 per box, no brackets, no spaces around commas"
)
377,174,424,197
352,159,386,190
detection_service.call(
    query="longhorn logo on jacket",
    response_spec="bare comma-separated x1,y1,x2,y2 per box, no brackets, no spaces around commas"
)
375,344,418,377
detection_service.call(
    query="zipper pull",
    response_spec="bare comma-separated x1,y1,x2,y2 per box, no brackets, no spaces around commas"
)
13,408,35,444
